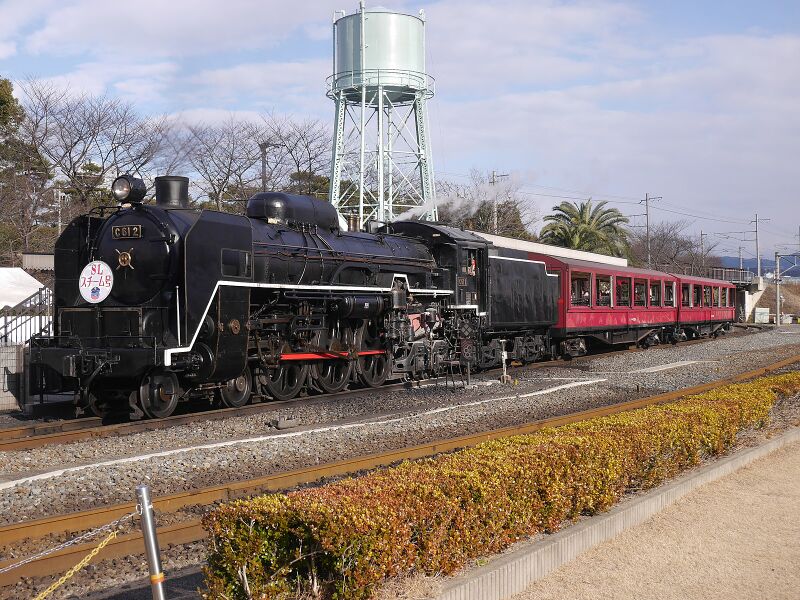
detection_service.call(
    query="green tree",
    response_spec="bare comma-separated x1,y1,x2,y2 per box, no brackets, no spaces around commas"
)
0,78,57,261
0,78,23,132
539,199,629,256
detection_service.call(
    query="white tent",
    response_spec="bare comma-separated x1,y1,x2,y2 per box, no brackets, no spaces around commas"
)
0,268,45,308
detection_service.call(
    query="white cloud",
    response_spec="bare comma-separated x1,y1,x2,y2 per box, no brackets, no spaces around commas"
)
23,0,342,59
186,59,332,115
423,0,643,93
0,41,16,60
34,61,180,101
431,31,799,246
0,0,57,59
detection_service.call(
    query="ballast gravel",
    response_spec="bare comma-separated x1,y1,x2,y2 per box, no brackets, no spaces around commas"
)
14,364,800,600
2,326,800,600
0,327,798,525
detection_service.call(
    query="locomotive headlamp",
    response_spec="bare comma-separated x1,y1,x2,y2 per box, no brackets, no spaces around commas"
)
111,175,146,204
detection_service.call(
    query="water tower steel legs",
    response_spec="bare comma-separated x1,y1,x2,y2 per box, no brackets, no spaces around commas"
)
330,91,346,207
377,85,385,222
414,93,436,219
328,88,437,229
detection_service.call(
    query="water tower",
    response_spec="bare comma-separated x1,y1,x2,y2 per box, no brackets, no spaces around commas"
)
328,2,438,228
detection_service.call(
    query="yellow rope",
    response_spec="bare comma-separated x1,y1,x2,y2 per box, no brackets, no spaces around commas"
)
32,530,118,600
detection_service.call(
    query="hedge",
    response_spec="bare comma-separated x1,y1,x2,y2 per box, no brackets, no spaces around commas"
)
202,372,800,599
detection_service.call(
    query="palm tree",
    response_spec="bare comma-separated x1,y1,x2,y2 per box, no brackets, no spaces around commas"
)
539,199,629,256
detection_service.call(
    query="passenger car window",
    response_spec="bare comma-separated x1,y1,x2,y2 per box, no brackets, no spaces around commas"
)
617,278,631,307
693,285,702,307
649,281,662,306
570,272,591,306
682,284,690,307
634,279,647,306
596,275,612,306
664,283,675,307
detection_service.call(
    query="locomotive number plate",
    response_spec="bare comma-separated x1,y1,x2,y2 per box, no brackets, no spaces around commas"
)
112,225,142,239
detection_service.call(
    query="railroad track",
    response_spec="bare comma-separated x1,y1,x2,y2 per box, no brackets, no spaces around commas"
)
1,351,797,589
0,334,729,452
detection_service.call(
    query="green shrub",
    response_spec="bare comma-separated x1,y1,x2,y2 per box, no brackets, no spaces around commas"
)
203,372,800,599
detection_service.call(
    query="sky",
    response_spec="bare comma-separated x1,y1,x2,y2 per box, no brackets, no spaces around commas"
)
1,0,799,257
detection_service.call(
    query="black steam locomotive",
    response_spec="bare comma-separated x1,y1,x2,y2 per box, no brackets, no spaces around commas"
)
29,175,559,418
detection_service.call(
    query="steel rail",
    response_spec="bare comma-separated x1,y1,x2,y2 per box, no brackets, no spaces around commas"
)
1,352,798,588
0,381,411,451
0,334,730,451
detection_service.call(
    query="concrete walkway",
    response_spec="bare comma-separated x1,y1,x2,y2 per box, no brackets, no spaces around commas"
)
515,441,800,600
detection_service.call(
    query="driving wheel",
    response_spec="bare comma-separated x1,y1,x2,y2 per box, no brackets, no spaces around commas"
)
261,362,308,401
356,320,390,388
312,321,353,394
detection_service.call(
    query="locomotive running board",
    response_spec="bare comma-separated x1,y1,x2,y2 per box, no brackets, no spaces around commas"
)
164,277,452,367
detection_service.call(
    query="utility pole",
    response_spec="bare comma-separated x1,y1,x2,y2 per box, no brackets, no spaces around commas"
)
751,213,770,278
699,230,709,271
640,194,661,269
489,170,509,234
258,142,280,193
775,251,781,326
738,246,744,270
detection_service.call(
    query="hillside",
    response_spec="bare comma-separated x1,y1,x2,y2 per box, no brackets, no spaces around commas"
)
719,256,800,277
756,282,800,315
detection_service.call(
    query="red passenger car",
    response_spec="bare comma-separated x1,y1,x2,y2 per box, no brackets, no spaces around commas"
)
673,275,736,338
526,253,681,355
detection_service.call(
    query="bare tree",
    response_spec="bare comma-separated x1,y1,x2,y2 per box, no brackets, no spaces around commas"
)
627,219,721,272
187,118,265,212
264,114,331,197
435,169,539,239
19,79,170,205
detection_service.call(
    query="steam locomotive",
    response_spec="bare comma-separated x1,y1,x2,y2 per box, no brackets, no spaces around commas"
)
29,175,559,418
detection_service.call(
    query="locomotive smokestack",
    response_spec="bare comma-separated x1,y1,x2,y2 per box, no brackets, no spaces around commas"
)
155,176,189,208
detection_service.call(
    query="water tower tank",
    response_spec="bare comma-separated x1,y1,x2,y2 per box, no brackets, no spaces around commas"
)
331,7,433,104
328,2,438,228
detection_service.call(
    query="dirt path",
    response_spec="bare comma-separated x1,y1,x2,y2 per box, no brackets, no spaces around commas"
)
515,440,800,600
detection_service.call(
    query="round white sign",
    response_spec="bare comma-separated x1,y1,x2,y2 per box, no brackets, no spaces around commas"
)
79,260,114,304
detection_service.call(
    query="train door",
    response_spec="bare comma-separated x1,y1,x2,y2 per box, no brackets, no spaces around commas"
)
459,246,482,309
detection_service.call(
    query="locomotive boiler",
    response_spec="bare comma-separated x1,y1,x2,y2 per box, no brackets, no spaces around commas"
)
29,174,559,419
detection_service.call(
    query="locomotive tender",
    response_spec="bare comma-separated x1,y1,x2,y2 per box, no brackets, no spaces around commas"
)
30,175,559,418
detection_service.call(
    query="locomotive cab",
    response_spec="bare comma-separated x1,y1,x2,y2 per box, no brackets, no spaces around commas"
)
382,221,490,313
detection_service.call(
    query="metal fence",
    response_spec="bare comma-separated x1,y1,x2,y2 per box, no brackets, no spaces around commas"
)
655,265,755,285
0,287,52,411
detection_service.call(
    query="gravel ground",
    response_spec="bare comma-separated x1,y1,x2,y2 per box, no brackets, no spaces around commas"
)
1,328,799,523
11,375,800,600
3,326,799,600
